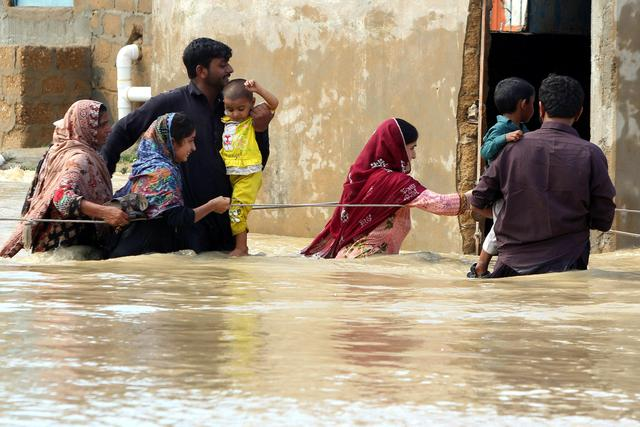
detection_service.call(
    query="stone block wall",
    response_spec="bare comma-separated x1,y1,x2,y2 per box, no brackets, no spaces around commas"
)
80,0,152,118
0,45,91,149
0,0,152,148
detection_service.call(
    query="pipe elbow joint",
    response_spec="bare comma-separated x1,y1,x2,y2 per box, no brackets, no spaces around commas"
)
116,44,140,67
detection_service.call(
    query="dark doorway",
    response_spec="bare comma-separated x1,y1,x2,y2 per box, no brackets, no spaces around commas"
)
486,32,591,139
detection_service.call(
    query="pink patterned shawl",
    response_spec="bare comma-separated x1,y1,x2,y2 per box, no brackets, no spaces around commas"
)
0,100,113,257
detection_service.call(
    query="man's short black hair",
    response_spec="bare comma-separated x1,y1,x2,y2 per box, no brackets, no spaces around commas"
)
539,74,584,118
494,77,535,114
182,38,232,79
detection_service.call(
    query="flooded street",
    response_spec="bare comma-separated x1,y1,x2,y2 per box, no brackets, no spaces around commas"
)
1,172,639,426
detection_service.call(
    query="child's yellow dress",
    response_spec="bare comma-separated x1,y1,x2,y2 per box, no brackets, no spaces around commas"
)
220,116,263,236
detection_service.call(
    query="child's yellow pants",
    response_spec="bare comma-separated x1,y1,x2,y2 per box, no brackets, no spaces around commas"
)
229,172,262,236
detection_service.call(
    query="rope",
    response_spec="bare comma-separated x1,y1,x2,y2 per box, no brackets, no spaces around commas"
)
0,204,639,237
235,202,407,210
608,229,640,238
615,208,640,214
3,204,640,213
0,217,151,224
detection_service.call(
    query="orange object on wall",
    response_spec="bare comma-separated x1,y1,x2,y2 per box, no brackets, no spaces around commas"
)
490,0,527,32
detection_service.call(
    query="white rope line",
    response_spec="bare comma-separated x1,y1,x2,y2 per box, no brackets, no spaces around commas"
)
0,217,152,224
615,208,640,214
237,202,407,210
608,229,640,238
0,204,639,238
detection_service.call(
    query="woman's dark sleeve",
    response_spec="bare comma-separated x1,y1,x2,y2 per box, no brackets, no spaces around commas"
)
163,206,196,227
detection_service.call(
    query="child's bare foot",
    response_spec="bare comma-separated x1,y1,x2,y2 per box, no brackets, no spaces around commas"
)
229,247,249,257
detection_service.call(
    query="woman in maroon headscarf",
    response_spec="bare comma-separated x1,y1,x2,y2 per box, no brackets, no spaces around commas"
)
302,118,468,259
0,100,129,258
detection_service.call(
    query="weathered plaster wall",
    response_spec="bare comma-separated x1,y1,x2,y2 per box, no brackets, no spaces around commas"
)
0,0,152,145
152,1,471,253
591,0,640,250
614,0,640,248
590,0,617,252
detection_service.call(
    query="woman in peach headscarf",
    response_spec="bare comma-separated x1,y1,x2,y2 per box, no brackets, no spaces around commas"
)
0,100,129,258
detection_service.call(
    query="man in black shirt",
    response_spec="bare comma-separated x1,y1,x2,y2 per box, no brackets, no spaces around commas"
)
102,38,273,252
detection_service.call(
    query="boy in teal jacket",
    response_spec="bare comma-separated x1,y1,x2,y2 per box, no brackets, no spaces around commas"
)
469,77,534,278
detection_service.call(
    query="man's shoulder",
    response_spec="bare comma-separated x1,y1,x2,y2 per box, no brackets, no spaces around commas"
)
585,140,608,159
152,85,190,101
137,84,198,116
519,128,606,157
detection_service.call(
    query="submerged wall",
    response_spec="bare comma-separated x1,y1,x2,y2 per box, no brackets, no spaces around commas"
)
591,0,640,250
613,0,640,248
152,1,472,253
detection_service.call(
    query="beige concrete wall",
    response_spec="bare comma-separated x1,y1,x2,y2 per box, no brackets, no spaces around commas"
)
152,1,471,253
591,0,640,250
590,0,617,252
614,0,640,248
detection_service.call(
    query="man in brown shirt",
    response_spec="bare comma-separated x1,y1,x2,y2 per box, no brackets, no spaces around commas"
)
469,74,616,278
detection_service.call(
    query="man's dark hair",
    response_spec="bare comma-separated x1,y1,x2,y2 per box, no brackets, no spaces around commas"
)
494,77,535,114
396,118,418,144
170,112,195,142
222,78,253,101
99,104,107,114
182,38,232,79
539,74,584,118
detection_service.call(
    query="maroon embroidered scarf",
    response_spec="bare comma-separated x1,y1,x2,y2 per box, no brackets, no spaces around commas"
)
302,118,425,258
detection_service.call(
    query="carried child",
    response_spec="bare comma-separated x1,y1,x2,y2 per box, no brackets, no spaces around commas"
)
220,78,278,256
468,77,534,278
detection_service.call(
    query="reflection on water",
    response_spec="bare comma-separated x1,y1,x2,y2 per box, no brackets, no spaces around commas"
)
1,171,640,425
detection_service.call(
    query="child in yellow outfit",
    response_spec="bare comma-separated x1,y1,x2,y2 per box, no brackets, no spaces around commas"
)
221,78,278,256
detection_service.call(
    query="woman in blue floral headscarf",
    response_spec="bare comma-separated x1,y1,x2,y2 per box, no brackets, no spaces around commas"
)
109,112,230,257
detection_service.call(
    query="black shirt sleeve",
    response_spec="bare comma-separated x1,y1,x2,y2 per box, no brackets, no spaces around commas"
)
164,205,196,227
256,129,270,169
101,92,178,175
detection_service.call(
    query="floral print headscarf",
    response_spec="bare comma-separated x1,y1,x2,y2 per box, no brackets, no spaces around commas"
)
115,113,184,218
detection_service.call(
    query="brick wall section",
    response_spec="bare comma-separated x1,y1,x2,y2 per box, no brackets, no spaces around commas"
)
0,45,91,149
0,1,152,148
78,0,152,119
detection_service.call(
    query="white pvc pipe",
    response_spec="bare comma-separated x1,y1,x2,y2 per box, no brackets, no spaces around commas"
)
116,44,152,119
126,86,152,102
